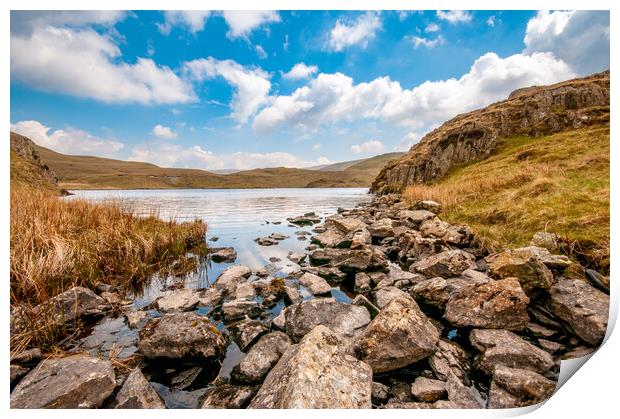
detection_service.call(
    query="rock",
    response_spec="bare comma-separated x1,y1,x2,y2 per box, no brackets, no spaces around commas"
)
444,278,530,330
417,200,441,214
469,329,556,377
285,299,371,342
10,364,30,387
485,248,554,293
525,322,559,338
268,256,281,263
368,218,395,238
210,247,237,263
419,218,466,245
522,246,572,270
233,332,292,383
255,236,278,246
353,296,440,373
413,250,476,278
585,269,610,294
222,300,262,322
269,233,288,241
312,228,345,248
372,382,391,404
10,354,115,408
287,252,307,264
488,366,556,408
156,289,200,313
444,374,484,408
354,272,372,294
325,216,366,233
429,339,471,386
398,210,436,227
201,384,257,408
374,286,409,309
563,345,596,359
537,339,564,355
139,312,228,360
272,307,287,330
545,279,609,345
95,282,117,294
198,287,224,308
115,368,165,409
234,282,256,300
10,348,42,365
283,286,303,304
214,266,252,295
349,227,372,249
298,272,332,295
305,265,348,283
384,401,437,409
125,310,149,329
531,231,560,251
410,377,447,403
411,277,450,309
287,214,321,225
352,295,380,318
249,325,373,408
228,318,269,351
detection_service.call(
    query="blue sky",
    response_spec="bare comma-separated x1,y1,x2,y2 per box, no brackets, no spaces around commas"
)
10,10,610,170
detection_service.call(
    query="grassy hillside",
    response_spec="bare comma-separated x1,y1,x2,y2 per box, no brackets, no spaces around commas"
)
10,133,59,192
34,143,403,189
404,125,610,273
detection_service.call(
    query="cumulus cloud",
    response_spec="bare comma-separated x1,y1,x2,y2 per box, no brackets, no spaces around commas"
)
255,45,268,59
397,132,423,151
282,63,318,80
11,24,196,105
10,10,126,35
128,142,331,170
152,124,177,139
252,51,574,133
184,57,271,123
436,10,472,24
157,11,212,35
11,120,124,157
328,12,382,51
351,140,384,154
523,10,610,75
408,35,444,49
487,15,496,27
425,23,440,33
221,11,280,39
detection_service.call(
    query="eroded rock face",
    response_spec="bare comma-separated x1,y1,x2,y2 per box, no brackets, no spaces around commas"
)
10,354,116,409
139,312,228,360
444,278,530,330
115,368,165,409
469,329,556,377
201,384,257,408
249,325,373,408
353,296,440,373
487,366,556,409
285,299,371,342
414,250,476,278
233,332,292,383
485,248,554,293
545,279,609,345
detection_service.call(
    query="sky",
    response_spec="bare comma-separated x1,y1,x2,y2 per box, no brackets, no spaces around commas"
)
9,10,610,171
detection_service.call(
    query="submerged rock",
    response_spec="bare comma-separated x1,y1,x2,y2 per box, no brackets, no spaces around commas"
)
353,296,440,373
233,332,292,384
249,325,373,408
487,366,556,408
201,384,257,409
10,354,115,409
115,368,165,409
139,312,228,360
210,247,237,263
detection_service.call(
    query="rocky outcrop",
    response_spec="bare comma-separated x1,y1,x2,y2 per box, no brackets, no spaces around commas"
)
249,326,373,408
371,71,610,193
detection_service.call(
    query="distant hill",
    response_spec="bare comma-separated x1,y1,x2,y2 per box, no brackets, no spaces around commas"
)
10,132,60,192
26,141,404,190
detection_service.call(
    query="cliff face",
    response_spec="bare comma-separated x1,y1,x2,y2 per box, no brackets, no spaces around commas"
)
10,132,60,192
371,71,610,194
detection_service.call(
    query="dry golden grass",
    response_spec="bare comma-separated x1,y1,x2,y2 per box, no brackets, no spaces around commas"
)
404,125,610,272
10,186,207,308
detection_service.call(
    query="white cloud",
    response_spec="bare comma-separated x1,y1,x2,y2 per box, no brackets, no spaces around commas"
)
157,11,212,35
152,124,177,139
11,120,124,157
409,35,444,49
128,142,331,170
397,132,423,151
10,10,127,35
282,63,318,80
351,140,384,154
487,15,496,27
252,51,574,133
221,11,280,39
328,12,382,51
436,10,472,24
523,11,610,75
255,45,268,59
425,23,440,33
184,57,271,123
283,34,289,51
11,25,196,105
312,144,322,151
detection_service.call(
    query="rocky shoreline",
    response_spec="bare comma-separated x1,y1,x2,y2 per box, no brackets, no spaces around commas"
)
10,194,610,409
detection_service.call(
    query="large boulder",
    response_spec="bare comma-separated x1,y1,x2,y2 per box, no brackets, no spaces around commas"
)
249,326,373,408
368,218,395,238
228,318,269,351
545,279,609,345
214,265,252,295
413,250,476,278
312,228,346,248
114,368,165,409
429,339,471,386
139,312,228,360
444,278,530,330
485,248,554,293
469,329,556,377
233,332,292,383
487,366,556,408
374,286,410,309
298,272,332,295
285,298,371,342
419,218,468,245
353,296,440,373
10,354,115,408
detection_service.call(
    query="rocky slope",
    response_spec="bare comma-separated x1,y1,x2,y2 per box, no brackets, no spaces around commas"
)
10,195,609,409
10,132,61,192
371,71,610,193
